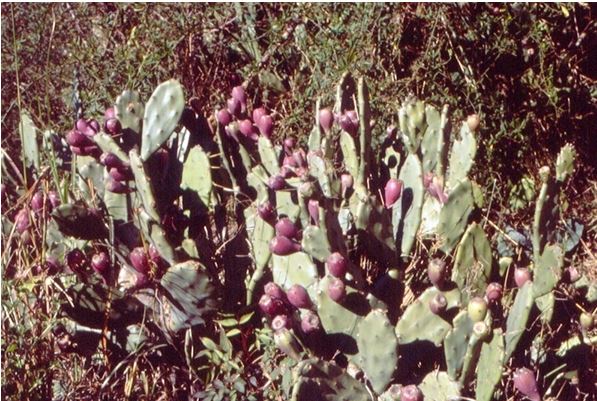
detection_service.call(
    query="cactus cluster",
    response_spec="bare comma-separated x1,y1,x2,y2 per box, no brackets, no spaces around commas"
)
5,73,593,401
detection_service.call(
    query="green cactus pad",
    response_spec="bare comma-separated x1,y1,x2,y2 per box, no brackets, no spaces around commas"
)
394,153,424,258
476,329,505,401
531,169,559,259
420,196,442,237
418,370,460,401
437,178,475,254
20,111,40,171
291,358,370,401
247,210,275,273
52,202,108,240
140,79,185,160
138,208,176,265
504,281,534,362
532,244,563,298
257,136,280,176
339,131,359,180
356,77,372,186
444,310,475,380
420,104,443,175
272,252,318,297
446,122,476,190
356,309,398,394
555,144,576,183
535,292,555,324
398,98,426,154
76,155,105,197
333,71,357,114
395,286,461,346
301,225,331,262
307,98,323,152
103,184,130,223
275,190,301,221
452,223,494,299
181,145,213,209
129,149,160,221
308,153,337,199
115,90,144,134
315,276,365,338
93,132,129,162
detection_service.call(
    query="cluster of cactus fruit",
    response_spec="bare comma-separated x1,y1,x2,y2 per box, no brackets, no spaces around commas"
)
5,72,595,400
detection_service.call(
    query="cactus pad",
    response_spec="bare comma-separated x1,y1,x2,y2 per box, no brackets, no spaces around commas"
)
444,310,475,380
181,145,213,209
301,225,331,262
394,153,424,258
115,90,144,134
437,178,475,254
446,122,476,190
476,329,505,401
452,222,494,299
418,370,460,401
504,281,534,362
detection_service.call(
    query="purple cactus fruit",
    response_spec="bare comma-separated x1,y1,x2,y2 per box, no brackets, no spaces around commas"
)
287,284,311,309
104,107,116,120
283,155,299,169
264,282,286,301
31,192,47,213
400,384,423,401
327,252,348,278
100,152,127,169
91,251,110,274
428,178,448,204
566,266,581,283
257,114,274,138
109,166,132,182
423,172,434,188
338,114,357,134
468,296,488,322
239,119,255,138
82,125,98,138
283,137,296,153
307,199,320,226
104,118,122,136
216,109,232,126
268,175,286,190
346,110,358,124
66,129,92,147
259,294,285,316
271,314,292,331
429,293,448,315
485,282,503,303
227,97,241,117
231,85,246,105
76,118,88,132
301,310,321,334
275,218,299,239
293,149,307,167
14,208,31,234
580,312,594,330
513,367,541,401
467,114,480,132
327,277,346,303
44,256,61,275
386,125,397,141
428,258,447,288
269,235,301,256
89,119,100,133
148,244,166,271
106,178,130,194
257,201,276,223
48,191,60,208
252,107,267,125
66,248,87,273
129,247,150,274
514,267,532,288
384,178,403,209
319,108,334,132
340,173,354,195
134,273,150,288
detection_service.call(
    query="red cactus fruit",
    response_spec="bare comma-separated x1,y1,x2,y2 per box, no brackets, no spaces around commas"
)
514,267,532,288
384,178,403,208
428,258,447,289
327,277,346,303
287,284,311,309
327,252,348,278
129,247,150,275
301,310,321,334
319,108,334,132
429,293,448,315
216,108,232,126
91,251,110,274
275,217,299,239
257,115,274,138
400,384,423,401
252,107,267,125
264,282,286,301
513,367,541,401
485,282,503,303
259,294,285,316
271,314,292,331
269,235,301,256
257,201,276,223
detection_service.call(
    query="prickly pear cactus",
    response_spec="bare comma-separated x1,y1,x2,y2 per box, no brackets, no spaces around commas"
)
437,178,475,254
140,79,185,160
504,281,534,362
394,153,424,258
444,310,475,379
445,122,476,190
115,90,144,133
418,370,460,401
476,329,505,401
452,223,493,299
181,145,213,208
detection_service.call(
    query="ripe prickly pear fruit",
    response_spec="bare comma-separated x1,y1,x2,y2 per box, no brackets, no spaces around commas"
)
338,113,357,134
485,282,503,303
327,277,346,303
104,107,116,120
513,367,541,401
129,247,150,275
473,321,490,340
48,191,60,209
319,108,334,132
14,208,30,234
252,107,267,125
109,167,132,182
227,97,241,117
239,119,255,138
89,119,100,133
287,284,311,309
427,258,447,289
271,314,291,331
257,115,274,138
386,125,397,141
269,235,301,256
66,129,92,147
105,118,122,136
259,294,285,316
268,175,286,190
468,297,488,322
514,267,532,288
216,109,232,126
283,137,296,153
100,152,128,169
275,217,299,239
257,201,276,224
346,110,358,124
31,192,48,213
423,172,434,188
307,199,319,226
326,252,348,278
76,118,88,132
580,312,594,330
106,178,130,194
341,173,353,196
231,85,246,105
401,384,423,401
293,149,307,167
91,251,110,274
148,244,166,271
66,248,87,273
467,114,480,132
264,282,286,301
429,293,448,315
566,266,581,283
273,327,302,360
384,178,403,208
301,310,321,334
